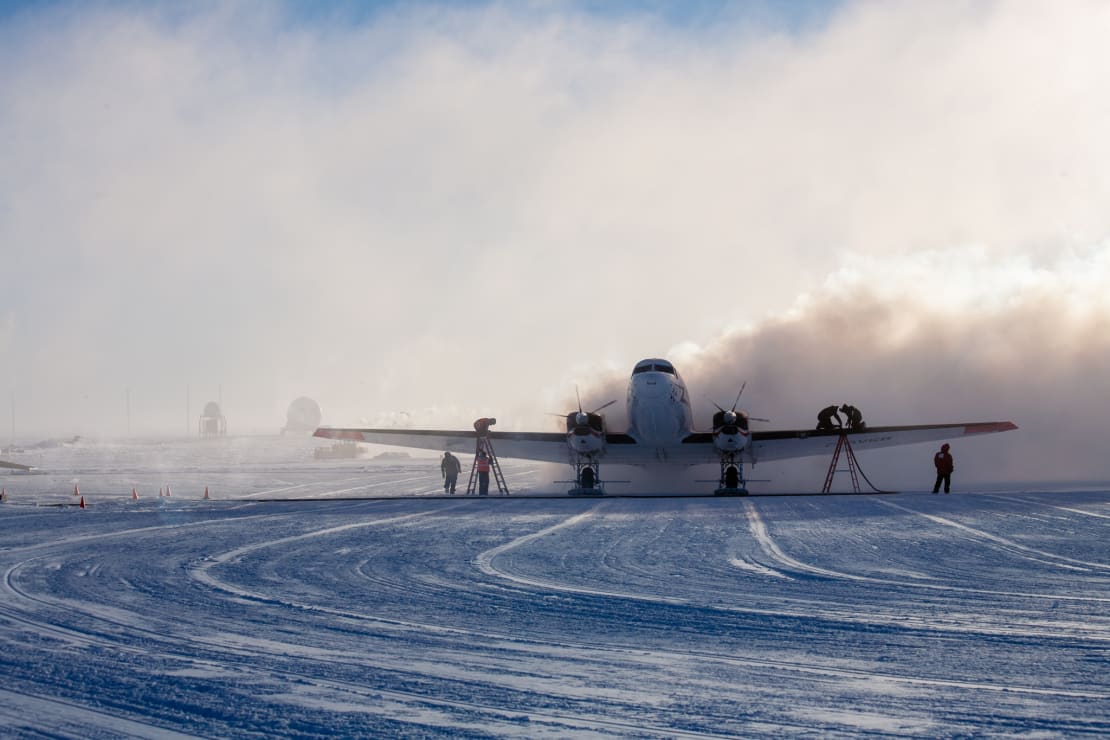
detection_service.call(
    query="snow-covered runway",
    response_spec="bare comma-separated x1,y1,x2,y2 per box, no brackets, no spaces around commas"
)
1,440,1107,737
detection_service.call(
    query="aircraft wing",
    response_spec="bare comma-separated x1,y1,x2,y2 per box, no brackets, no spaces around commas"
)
314,427,579,464
746,421,1018,463
0,458,32,471
607,421,1019,466
316,421,1017,467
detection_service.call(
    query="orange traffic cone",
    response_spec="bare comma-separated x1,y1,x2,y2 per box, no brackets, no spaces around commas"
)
159,487,164,497
79,496,86,509
166,486,172,497
74,483,80,496
132,487,139,500
203,486,210,500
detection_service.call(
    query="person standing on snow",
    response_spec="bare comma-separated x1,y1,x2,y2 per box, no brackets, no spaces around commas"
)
932,443,954,494
476,451,491,496
441,451,462,494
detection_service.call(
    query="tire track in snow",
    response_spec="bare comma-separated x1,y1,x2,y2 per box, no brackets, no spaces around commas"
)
3,506,642,735
0,508,285,556
2,570,738,739
192,507,447,596
726,556,793,580
4,502,1107,724
240,474,374,497
0,504,375,651
0,507,834,737
742,503,853,580
473,504,685,605
984,493,1110,521
744,501,1110,604
242,467,538,499
878,499,1110,572
0,687,199,739
242,473,440,498
467,508,1110,699
472,503,1110,643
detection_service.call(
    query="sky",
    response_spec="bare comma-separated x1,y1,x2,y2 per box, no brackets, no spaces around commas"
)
2,1,1110,480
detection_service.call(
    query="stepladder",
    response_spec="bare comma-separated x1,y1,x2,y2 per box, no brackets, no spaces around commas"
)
822,433,862,493
820,433,892,494
465,436,509,495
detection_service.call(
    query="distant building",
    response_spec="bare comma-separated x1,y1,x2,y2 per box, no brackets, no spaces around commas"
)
199,401,227,438
283,397,323,435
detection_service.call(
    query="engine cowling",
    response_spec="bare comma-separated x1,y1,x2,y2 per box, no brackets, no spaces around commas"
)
712,409,750,453
566,410,606,455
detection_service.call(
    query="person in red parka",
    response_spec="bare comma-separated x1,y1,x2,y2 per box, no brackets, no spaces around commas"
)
932,443,954,494
476,451,491,496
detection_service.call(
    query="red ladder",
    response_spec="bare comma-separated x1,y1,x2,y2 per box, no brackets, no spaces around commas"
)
465,436,509,495
821,433,862,493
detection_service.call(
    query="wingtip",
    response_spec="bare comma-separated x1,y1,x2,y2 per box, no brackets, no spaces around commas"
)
963,421,1018,435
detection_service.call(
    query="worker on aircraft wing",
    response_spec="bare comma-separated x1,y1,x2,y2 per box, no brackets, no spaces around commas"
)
816,405,843,430
840,404,865,430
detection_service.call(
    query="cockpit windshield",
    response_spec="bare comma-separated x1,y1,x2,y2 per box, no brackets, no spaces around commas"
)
632,360,676,376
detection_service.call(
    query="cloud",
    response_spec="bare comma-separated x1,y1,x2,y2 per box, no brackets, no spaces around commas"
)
577,243,1110,487
2,0,1109,456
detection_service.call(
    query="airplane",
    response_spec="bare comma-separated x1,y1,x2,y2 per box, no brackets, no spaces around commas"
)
314,357,1017,495
0,458,31,472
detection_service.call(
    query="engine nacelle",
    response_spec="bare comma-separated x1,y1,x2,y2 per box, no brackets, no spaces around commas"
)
565,410,606,455
712,409,750,453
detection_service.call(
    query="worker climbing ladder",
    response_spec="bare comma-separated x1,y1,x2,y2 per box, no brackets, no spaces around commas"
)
821,433,890,494
466,418,509,495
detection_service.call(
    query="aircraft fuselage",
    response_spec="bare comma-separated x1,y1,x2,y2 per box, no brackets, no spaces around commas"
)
626,358,694,448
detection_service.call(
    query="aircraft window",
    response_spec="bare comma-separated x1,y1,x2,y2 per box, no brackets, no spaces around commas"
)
632,365,654,375
653,363,676,375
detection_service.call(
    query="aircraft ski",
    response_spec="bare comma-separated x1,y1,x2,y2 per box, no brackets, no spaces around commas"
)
315,358,1017,495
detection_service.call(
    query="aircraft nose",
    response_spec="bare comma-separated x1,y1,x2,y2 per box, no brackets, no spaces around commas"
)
633,373,668,399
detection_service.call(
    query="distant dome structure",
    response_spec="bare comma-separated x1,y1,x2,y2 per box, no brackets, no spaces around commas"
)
284,396,323,435
199,401,227,438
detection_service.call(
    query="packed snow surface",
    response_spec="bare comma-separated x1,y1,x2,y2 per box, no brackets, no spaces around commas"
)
1,438,1108,737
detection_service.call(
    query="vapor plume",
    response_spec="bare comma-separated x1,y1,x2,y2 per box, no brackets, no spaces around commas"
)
2,0,1109,493
577,245,1110,488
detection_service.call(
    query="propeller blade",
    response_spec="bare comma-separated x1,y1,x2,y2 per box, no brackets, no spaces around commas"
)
589,399,616,414
730,382,747,412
